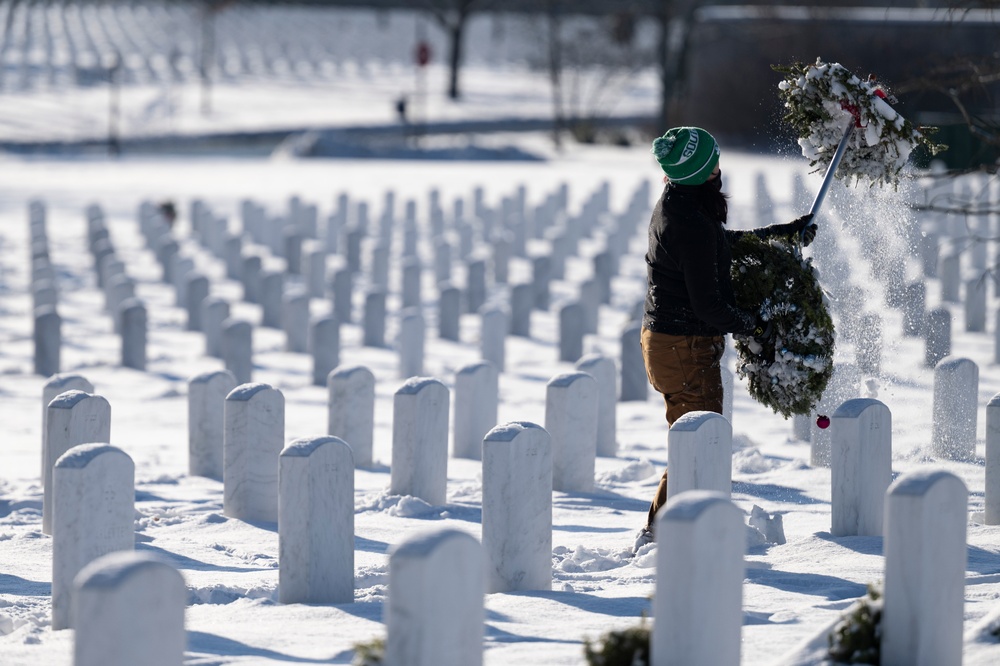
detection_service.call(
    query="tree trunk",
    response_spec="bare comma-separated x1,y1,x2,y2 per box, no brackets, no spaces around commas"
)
448,20,463,99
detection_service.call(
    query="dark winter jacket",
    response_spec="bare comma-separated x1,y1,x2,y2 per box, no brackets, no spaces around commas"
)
642,183,800,337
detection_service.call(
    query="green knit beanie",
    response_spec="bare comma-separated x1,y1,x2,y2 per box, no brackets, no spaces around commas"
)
651,127,720,185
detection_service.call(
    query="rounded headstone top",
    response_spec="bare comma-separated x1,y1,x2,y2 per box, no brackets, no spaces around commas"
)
328,364,374,382
222,318,252,332
484,421,545,442
54,443,128,469
888,469,966,498
988,392,1000,408
546,371,595,388
457,360,496,377
661,490,737,522
75,551,181,591
575,353,611,371
118,297,145,312
226,382,277,402
832,398,887,419
670,410,729,432
388,527,478,559
48,389,96,410
934,356,977,371
396,376,445,395
190,369,237,386
281,435,351,459
44,373,93,391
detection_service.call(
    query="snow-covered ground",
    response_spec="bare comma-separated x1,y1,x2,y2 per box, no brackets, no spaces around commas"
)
2,4,1000,666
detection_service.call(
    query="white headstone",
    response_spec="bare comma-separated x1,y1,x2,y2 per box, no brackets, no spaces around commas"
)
184,272,210,331
438,283,461,341
939,252,961,303
224,383,284,522
260,270,285,329
222,318,253,385
331,264,352,323
401,257,423,308
73,552,185,666
328,365,376,468
509,283,533,337
619,322,647,401
385,529,484,666
666,411,732,501
932,356,979,460
575,354,617,457
452,361,499,460
279,436,355,604
965,277,987,332
43,391,112,535
882,470,967,665
119,298,146,371
391,378,449,505
34,305,61,377
531,254,551,310
41,374,94,487
558,301,585,363
924,307,952,368
52,444,134,630
310,315,340,387
202,297,231,358
545,372,598,493
188,369,237,480
363,289,387,347
465,258,487,314
986,393,1000,525
653,491,743,666
482,422,552,593
282,289,310,353
480,306,507,373
398,308,426,378
831,398,892,536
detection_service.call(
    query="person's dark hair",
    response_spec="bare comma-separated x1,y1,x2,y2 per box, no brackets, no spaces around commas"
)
669,179,729,224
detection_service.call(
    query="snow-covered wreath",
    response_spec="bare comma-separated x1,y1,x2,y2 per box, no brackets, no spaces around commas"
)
774,58,945,187
731,233,834,418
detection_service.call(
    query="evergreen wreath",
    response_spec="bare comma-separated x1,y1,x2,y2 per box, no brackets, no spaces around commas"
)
827,583,883,664
731,233,834,418
774,58,945,187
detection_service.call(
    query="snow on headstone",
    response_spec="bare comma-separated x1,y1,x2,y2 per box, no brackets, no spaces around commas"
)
188,369,237,480
619,322,647,401
666,411,732,502
310,314,340,387
223,383,284,523
385,529,484,666
882,470,967,665
391,378,449,505
43,391,111,535
33,305,61,377
831,398,891,537
452,361,498,461
222,318,253,384
932,356,978,460
41,374,94,487
73,551,185,666
279,436,354,604
545,372,598,493
653,491,743,666
398,308,425,378
482,422,552,593
574,354,618,457
52,444,134,630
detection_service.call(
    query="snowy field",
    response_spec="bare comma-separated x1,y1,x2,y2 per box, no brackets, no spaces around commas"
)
2,3,1000,666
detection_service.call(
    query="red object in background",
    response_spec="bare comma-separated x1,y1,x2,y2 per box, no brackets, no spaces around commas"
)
415,41,431,67
816,415,831,429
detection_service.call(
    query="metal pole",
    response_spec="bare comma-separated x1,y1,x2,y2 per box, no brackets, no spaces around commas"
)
808,120,855,218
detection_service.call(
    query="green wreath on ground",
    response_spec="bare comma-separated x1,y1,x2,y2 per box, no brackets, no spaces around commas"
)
731,233,835,418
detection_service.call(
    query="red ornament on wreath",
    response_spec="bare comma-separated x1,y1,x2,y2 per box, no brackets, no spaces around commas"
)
415,41,431,68
816,415,831,429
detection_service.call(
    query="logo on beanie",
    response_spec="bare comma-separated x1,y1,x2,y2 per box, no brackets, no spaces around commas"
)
680,132,699,161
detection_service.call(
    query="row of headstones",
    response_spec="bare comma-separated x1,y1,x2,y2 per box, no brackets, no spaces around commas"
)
798,354,982,468
29,200,62,376
59,405,971,666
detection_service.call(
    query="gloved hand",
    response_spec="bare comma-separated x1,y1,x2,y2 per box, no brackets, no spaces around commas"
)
751,318,773,340
788,213,817,247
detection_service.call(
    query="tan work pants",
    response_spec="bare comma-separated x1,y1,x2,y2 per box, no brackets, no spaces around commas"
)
640,328,725,529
